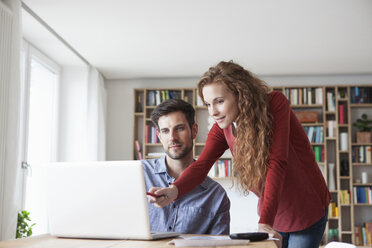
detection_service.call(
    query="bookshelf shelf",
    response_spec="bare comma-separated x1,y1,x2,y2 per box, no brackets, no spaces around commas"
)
353,183,372,187
351,143,372,146
339,176,351,180
291,104,324,108
145,156,161,159
352,163,372,166
302,123,324,127
329,217,340,220
350,104,372,108
338,124,349,128
145,143,162,146
339,204,352,207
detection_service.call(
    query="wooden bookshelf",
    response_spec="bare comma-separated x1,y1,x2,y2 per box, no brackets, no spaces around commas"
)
274,85,372,246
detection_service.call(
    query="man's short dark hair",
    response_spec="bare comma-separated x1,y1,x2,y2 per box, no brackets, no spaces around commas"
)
151,99,195,130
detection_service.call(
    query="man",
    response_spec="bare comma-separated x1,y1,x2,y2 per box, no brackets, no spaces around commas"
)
142,98,230,234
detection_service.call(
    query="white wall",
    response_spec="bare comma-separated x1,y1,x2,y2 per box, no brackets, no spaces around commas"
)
106,73,372,233
58,66,89,161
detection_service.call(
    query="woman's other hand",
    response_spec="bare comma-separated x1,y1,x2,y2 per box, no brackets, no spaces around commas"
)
147,184,178,208
258,223,282,248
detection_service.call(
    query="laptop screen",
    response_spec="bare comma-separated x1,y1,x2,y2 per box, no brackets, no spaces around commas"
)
46,161,153,239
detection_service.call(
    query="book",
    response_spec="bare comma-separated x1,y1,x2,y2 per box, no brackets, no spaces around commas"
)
307,88,312,104
359,146,365,163
136,95,143,112
366,146,372,164
340,132,348,151
339,104,345,124
355,226,362,245
327,92,335,112
327,121,335,138
307,126,314,142
156,90,161,105
315,87,323,104
134,140,143,160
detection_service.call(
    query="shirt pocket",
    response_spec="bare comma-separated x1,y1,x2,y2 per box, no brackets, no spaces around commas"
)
175,207,215,234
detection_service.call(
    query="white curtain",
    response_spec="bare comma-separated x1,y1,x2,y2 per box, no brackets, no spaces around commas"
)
0,0,23,241
87,67,107,161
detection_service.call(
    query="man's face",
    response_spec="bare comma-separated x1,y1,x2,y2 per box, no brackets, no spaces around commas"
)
157,111,196,160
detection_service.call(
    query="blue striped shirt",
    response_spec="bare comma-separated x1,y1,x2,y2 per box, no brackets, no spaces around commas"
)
142,156,230,234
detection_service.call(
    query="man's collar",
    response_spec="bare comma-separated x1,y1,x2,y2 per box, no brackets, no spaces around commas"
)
153,156,168,174
153,156,209,190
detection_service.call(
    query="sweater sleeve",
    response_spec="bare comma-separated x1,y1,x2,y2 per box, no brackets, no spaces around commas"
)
173,123,229,199
258,92,290,226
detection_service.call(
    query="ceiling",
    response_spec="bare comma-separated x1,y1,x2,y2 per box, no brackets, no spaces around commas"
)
22,0,372,79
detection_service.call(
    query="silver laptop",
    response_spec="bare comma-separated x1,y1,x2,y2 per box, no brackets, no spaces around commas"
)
45,160,180,240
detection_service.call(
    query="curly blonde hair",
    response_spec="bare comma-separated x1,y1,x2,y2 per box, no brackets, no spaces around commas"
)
197,61,273,194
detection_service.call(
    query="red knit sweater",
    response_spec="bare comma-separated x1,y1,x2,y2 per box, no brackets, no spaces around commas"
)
173,91,330,232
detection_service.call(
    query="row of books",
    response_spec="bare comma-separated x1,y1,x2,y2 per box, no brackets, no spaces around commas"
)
353,186,372,204
146,90,182,106
304,126,324,143
313,146,324,162
283,87,323,105
328,228,339,242
350,87,372,104
145,125,160,144
207,159,233,178
352,146,372,163
355,223,372,246
339,190,351,204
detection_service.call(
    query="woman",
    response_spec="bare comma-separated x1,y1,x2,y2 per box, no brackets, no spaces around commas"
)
148,61,330,248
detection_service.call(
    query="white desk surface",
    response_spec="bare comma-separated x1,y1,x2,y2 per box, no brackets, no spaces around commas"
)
0,234,276,248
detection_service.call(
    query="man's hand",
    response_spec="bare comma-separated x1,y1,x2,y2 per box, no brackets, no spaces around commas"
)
147,184,178,208
258,223,282,248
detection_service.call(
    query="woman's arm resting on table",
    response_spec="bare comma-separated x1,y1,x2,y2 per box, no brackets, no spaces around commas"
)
258,223,282,248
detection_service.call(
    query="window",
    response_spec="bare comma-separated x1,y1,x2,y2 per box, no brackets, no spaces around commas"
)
20,41,60,235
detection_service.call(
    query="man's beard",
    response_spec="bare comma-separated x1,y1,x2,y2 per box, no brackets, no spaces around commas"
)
165,143,193,160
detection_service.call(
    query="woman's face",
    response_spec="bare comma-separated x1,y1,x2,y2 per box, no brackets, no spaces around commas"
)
202,83,239,129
